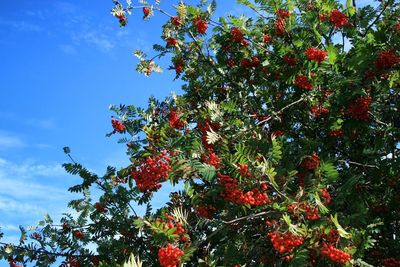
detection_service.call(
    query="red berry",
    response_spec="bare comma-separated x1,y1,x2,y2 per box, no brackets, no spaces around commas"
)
158,244,184,267
329,9,348,28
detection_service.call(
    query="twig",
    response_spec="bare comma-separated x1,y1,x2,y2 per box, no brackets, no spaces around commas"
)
368,111,390,127
362,1,389,37
223,210,274,224
338,160,378,169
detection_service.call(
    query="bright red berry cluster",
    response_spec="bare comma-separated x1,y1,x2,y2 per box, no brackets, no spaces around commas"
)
267,232,304,254
375,50,400,69
170,16,182,26
274,18,286,35
230,27,244,43
166,37,178,47
277,9,290,19
320,243,351,265
111,118,125,133
263,34,272,43
196,205,216,219
194,19,208,34
305,47,327,63
162,213,189,242
158,243,184,267
201,150,221,169
143,7,150,18
321,188,331,205
240,56,260,69
310,105,329,117
302,153,320,170
294,75,313,91
238,163,251,177
95,202,106,213
283,55,297,66
329,9,348,28
347,96,372,121
218,173,270,206
198,119,221,149
302,203,321,220
73,230,84,240
382,257,400,267
168,110,185,129
131,152,171,192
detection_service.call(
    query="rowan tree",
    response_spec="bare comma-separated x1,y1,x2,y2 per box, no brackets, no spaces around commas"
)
1,0,400,266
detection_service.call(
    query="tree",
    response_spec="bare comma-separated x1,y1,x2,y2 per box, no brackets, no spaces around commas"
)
1,0,400,266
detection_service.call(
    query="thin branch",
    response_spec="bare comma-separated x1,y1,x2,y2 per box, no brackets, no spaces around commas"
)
223,210,274,224
362,1,389,37
369,111,390,127
338,160,378,169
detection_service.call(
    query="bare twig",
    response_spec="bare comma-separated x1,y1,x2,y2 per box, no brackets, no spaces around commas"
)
338,160,378,169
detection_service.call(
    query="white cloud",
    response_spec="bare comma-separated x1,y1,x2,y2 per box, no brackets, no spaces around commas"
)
0,133,25,150
0,158,64,179
72,31,115,51
0,18,43,32
26,118,56,129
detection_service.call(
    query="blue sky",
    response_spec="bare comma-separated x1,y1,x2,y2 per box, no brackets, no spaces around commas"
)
0,0,376,263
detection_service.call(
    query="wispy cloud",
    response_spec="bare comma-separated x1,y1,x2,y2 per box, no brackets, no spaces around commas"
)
26,118,56,129
0,132,25,150
72,31,115,51
0,157,64,179
0,18,43,32
59,44,78,55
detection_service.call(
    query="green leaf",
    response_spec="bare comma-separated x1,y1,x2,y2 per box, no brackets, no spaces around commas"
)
327,45,337,65
320,161,339,181
331,214,352,239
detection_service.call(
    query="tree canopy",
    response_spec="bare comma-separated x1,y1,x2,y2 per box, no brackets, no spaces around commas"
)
1,0,400,266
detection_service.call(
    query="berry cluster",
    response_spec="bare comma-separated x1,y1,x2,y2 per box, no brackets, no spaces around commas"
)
194,19,208,34
283,55,297,66
168,110,185,129
375,50,400,69
329,9,348,28
302,203,321,220
73,230,85,240
294,75,313,91
238,163,251,177
95,202,106,213
302,153,320,170
218,173,270,206
158,243,184,267
324,229,339,244
142,7,150,18
320,243,351,265
347,96,372,121
196,205,216,219
170,16,182,26
277,9,290,19
329,129,343,138
111,118,125,133
230,27,244,43
240,56,260,69
201,150,221,169
321,188,331,205
162,213,189,242
166,37,178,47
263,34,272,43
131,152,171,192
310,105,329,117
8,258,23,267
306,48,327,63
198,119,221,149
382,257,400,267
267,232,304,254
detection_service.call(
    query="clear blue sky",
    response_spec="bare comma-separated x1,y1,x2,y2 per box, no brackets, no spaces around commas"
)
0,0,376,262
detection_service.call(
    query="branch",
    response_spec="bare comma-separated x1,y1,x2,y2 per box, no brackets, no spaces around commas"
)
362,1,389,37
338,159,378,169
369,111,390,127
256,95,305,125
223,210,274,224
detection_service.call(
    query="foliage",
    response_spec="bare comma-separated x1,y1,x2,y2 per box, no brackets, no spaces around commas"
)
1,0,400,266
